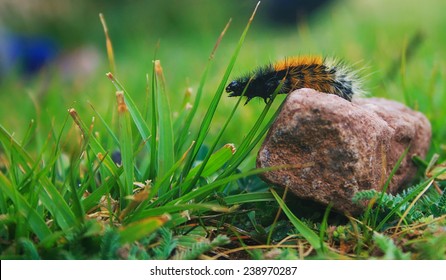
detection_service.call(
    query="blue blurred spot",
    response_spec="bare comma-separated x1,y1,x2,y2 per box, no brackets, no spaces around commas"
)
0,30,58,78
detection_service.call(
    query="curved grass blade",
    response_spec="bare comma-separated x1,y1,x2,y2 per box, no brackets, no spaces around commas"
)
172,164,291,206
181,2,261,178
128,203,230,223
175,18,232,155
81,169,122,212
99,13,116,75
371,145,410,228
220,192,275,205
119,215,169,244
0,172,52,241
218,97,283,179
126,142,195,222
270,188,323,253
184,143,235,181
68,109,121,178
180,85,245,194
0,125,76,232
89,102,119,147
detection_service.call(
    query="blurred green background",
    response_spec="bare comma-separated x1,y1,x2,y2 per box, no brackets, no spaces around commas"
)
0,0,445,159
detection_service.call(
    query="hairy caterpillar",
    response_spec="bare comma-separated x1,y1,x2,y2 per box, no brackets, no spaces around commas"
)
226,56,363,104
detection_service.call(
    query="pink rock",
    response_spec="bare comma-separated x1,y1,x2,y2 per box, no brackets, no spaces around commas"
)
257,88,431,214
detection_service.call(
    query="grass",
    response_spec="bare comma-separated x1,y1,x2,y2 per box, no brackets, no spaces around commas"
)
0,0,446,259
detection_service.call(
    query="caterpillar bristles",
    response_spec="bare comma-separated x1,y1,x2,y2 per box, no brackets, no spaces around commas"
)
226,56,364,105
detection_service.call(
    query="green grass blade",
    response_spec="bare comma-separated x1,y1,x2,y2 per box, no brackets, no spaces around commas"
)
128,203,230,222
214,52,285,183
119,216,169,244
0,125,77,232
0,181,6,213
37,180,75,231
149,142,194,198
68,109,121,178
0,173,52,241
99,13,117,75
81,169,122,212
182,2,260,177
175,19,232,155
68,156,86,223
106,73,151,153
372,145,411,228
20,119,36,148
18,238,41,260
181,88,244,193
375,170,445,231
50,113,71,185
154,60,175,193
149,69,158,180
216,77,285,181
172,165,285,205
218,99,282,179
319,204,332,254
185,144,235,181
127,143,195,222
89,102,119,146
69,108,126,215
270,188,322,252
116,91,134,207
220,192,275,205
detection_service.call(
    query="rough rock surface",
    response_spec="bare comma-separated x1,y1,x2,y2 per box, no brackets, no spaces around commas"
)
257,88,431,214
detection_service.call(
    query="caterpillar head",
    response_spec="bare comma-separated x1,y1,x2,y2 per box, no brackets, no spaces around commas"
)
226,79,251,105
226,80,245,97
226,77,274,105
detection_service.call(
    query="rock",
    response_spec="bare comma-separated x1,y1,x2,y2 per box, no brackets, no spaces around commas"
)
257,88,431,214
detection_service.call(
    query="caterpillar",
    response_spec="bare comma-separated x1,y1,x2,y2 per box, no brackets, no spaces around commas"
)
226,56,363,105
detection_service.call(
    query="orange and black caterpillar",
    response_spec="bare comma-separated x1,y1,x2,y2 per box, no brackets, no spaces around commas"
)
226,56,363,104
